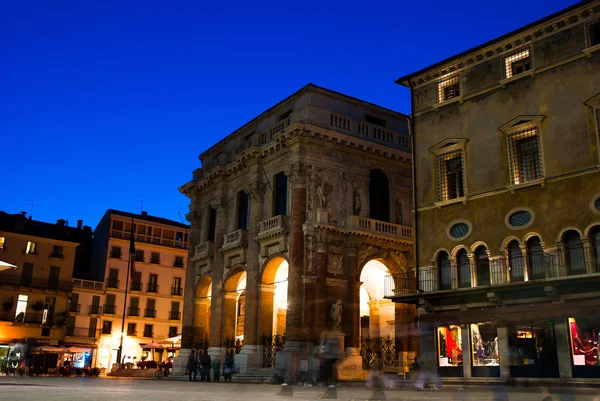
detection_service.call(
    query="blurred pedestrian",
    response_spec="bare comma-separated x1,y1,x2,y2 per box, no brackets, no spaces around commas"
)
200,350,212,382
212,359,221,382
223,353,235,383
187,350,197,382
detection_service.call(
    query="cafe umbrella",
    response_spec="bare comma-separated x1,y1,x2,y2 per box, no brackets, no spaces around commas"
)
0,261,17,271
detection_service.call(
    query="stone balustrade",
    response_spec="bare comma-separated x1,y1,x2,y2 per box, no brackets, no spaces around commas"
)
191,241,214,261
258,215,289,239
222,229,248,250
347,215,412,240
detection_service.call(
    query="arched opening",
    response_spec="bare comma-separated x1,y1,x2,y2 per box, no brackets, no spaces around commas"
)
259,256,289,337
563,230,585,275
194,276,212,345
526,237,544,280
456,249,471,288
359,260,394,338
224,267,246,341
474,246,490,286
507,240,525,282
369,169,390,222
590,226,600,273
437,251,452,290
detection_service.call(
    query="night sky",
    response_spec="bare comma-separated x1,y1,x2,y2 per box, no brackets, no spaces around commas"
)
0,0,576,229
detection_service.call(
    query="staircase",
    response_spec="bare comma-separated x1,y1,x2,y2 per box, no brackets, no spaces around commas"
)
231,368,277,383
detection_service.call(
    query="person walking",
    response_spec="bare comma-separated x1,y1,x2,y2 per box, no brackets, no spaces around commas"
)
212,358,221,382
200,350,212,382
223,353,235,383
187,350,198,382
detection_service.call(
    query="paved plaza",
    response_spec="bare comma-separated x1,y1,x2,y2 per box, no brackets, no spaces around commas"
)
0,377,600,401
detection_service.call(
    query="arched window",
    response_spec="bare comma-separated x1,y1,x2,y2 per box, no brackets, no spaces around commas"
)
526,237,544,280
563,230,585,275
437,251,452,290
590,227,600,274
507,240,524,282
474,246,490,286
369,169,390,222
456,249,471,288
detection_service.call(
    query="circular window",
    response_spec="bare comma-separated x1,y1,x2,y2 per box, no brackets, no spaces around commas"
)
505,207,535,230
508,211,532,227
594,197,600,213
589,194,600,215
446,219,472,241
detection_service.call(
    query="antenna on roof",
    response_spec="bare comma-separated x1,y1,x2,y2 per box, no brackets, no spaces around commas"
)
24,199,38,219
136,200,144,214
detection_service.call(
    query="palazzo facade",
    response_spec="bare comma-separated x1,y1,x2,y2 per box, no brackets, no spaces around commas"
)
178,84,415,374
391,0,600,380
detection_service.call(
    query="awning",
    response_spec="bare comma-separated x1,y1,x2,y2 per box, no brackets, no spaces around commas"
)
0,260,17,272
66,347,91,353
159,335,181,345
32,346,65,353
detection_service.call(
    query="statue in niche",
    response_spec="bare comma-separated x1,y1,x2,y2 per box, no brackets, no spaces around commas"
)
353,188,362,216
396,198,403,225
330,299,343,331
317,182,327,209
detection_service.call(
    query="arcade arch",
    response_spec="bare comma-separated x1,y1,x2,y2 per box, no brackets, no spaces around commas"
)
194,276,212,343
259,256,289,337
224,267,246,340
359,259,394,338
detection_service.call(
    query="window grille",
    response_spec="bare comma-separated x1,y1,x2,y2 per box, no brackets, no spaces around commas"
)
504,49,531,78
507,128,543,185
438,75,461,103
436,150,465,201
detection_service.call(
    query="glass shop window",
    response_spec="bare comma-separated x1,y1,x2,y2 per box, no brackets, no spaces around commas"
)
437,325,463,367
471,323,500,366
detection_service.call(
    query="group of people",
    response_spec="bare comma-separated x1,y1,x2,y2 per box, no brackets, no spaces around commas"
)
186,350,235,383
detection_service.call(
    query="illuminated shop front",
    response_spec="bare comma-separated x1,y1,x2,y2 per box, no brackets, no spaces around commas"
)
569,317,600,378
470,323,500,377
508,322,559,378
437,325,463,377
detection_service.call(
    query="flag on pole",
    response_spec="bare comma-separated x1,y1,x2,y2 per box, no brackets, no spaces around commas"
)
129,219,136,282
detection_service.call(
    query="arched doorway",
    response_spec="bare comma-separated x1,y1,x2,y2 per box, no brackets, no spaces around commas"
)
369,169,390,222
259,256,289,337
359,260,394,338
194,276,212,346
224,267,246,342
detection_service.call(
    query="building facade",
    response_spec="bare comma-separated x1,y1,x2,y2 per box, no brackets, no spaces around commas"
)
390,0,600,380
179,84,415,376
0,211,92,370
89,210,189,369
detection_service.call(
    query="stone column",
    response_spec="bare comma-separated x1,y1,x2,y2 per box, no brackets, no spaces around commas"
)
195,298,211,341
208,198,228,361
344,282,361,355
314,239,328,340
582,238,594,274
368,300,381,337
302,275,318,342
497,326,509,379
519,245,529,281
258,284,276,337
554,319,573,379
461,324,472,378
418,322,436,373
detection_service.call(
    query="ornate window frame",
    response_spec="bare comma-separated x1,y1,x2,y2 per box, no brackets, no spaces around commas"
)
584,16,600,51
499,115,546,191
590,192,600,216
435,73,462,106
584,93,600,166
504,207,536,231
431,138,468,207
446,219,473,242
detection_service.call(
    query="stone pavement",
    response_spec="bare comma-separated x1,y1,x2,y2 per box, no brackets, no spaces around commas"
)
0,376,599,401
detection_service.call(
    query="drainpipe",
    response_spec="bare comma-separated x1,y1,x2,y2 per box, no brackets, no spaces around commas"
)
408,81,419,294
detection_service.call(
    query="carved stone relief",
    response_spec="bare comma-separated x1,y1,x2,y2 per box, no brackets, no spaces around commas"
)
306,166,348,227
353,188,362,216
306,235,315,274
327,253,344,276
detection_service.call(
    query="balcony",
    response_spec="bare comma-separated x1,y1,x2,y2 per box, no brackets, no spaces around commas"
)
143,330,153,338
168,311,181,320
346,216,412,242
89,305,102,315
258,215,289,240
110,229,188,250
103,305,116,314
126,329,137,337
0,275,72,291
144,309,156,318
171,286,182,296
130,281,143,291
69,303,81,313
221,229,248,251
128,307,140,317
146,284,159,293
72,279,104,291
385,250,600,300
190,242,214,261
66,327,100,338
106,279,120,289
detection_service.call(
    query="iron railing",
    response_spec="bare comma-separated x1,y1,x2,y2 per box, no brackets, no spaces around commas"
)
89,305,102,315
262,334,285,368
146,284,159,293
110,230,188,250
144,309,156,318
130,281,142,291
171,287,182,296
103,304,116,314
106,279,120,289
168,311,181,320
359,336,401,370
128,307,140,317
0,276,72,291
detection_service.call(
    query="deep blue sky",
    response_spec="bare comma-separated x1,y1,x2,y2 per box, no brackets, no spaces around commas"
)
1,0,576,229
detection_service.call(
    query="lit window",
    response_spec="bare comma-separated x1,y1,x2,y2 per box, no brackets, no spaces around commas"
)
436,150,465,201
15,294,28,322
437,75,461,103
0,237,5,250
504,49,531,78
588,19,600,47
507,128,544,185
437,325,463,367
25,241,38,255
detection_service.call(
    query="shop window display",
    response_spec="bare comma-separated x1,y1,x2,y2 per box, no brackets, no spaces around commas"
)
569,317,600,366
437,325,463,367
471,323,499,366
